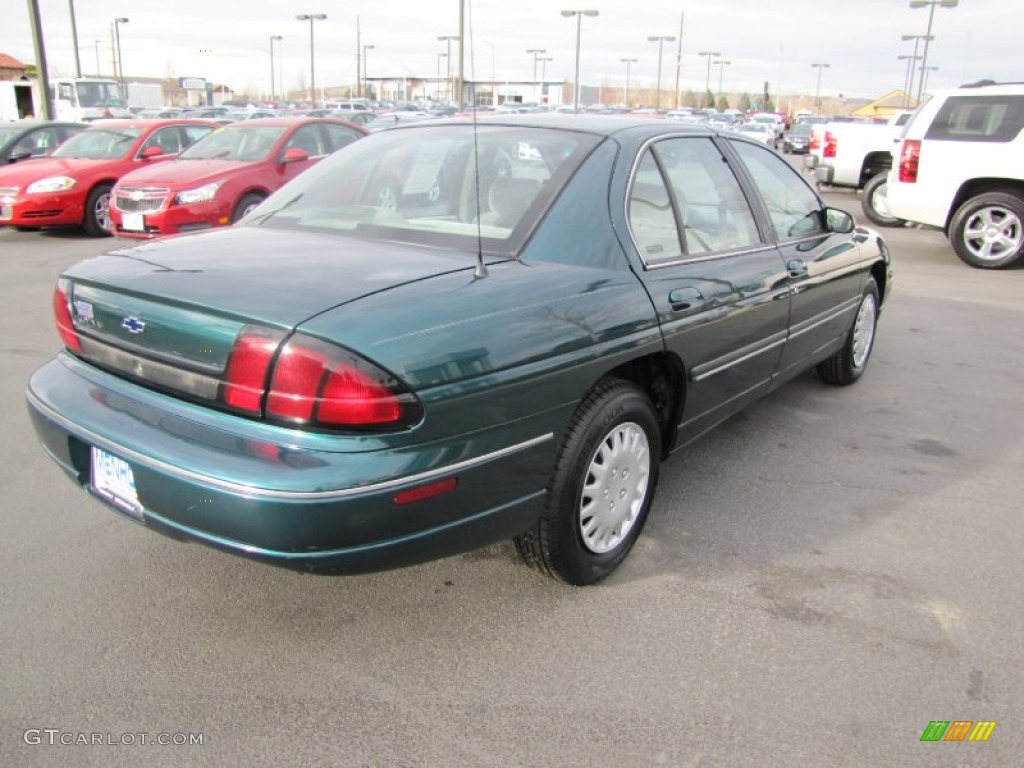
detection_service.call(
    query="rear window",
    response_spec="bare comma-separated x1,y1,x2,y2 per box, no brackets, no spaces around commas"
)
924,95,1024,142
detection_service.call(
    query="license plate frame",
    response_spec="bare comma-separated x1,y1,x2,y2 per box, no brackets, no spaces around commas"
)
0,204,11,221
90,446,144,521
121,212,145,232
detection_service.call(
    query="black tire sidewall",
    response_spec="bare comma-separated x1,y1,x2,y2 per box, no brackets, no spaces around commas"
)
83,184,113,237
546,383,661,585
232,193,264,224
950,192,1024,269
844,278,880,383
861,172,904,228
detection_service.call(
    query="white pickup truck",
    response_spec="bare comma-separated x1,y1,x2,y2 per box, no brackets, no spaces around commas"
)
805,112,914,226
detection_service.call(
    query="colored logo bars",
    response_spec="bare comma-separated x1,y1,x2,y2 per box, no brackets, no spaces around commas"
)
920,721,997,742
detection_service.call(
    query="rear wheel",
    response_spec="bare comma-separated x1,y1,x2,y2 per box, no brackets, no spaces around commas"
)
82,183,113,237
949,191,1024,269
515,379,661,585
232,193,265,223
817,278,879,386
861,171,905,228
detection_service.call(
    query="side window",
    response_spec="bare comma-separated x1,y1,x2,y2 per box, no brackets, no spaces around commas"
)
285,125,326,156
654,137,760,253
323,124,360,152
182,124,213,147
11,128,55,157
142,127,182,155
729,140,826,240
628,150,682,262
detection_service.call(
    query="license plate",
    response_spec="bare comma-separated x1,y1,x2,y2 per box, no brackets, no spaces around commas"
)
121,212,144,231
91,447,143,520
0,204,11,221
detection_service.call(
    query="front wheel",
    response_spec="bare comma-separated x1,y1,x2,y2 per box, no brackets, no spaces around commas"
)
82,183,113,237
232,193,265,224
515,379,661,585
949,191,1024,269
861,172,905,228
817,278,880,386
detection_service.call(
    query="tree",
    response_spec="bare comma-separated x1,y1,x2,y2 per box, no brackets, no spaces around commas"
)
704,89,714,109
739,93,752,112
716,95,730,112
682,90,698,108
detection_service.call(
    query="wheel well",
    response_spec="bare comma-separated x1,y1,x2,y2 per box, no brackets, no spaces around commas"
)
946,178,1024,231
859,153,892,188
870,260,889,304
604,353,684,458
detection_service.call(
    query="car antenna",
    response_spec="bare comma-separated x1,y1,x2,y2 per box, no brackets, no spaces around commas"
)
468,0,488,279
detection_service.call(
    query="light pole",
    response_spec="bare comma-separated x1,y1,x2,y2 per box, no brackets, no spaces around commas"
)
438,35,458,103
620,58,637,109
362,45,374,102
296,13,327,108
269,35,282,102
647,35,676,111
698,51,720,109
897,53,922,107
94,39,101,77
900,33,933,107
811,62,830,110
921,65,939,96
561,9,599,113
526,48,546,103
112,17,129,91
436,52,447,101
538,56,552,105
910,0,958,105
714,59,731,102
68,0,82,77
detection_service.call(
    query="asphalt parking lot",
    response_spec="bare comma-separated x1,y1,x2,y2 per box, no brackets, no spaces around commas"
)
1,177,1021,767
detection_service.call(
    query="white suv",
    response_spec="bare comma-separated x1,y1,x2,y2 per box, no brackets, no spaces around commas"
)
886,81,1024,269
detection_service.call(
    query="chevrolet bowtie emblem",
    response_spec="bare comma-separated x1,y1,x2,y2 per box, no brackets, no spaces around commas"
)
122,316,146,334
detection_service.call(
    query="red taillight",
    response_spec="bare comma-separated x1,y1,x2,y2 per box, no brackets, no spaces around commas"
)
52,279,81,352
823,131,837,158
809,131,820,151
223,326,285,413
265,334,420,429
898,139,921,183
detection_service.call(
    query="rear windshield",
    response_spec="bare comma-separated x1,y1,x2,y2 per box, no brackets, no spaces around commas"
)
244,124,602,256
924,95,1024,142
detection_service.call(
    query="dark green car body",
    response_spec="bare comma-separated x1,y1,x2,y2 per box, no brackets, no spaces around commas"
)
26,117,892,580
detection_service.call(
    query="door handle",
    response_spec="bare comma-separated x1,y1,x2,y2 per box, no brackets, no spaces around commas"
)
787,258,808,278
668,286,705,312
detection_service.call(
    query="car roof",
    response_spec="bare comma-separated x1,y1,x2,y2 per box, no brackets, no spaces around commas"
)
415,113,713,139
80,118,217,130
214,117,363,129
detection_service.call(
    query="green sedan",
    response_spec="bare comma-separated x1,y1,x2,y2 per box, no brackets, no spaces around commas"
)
26,116,892,585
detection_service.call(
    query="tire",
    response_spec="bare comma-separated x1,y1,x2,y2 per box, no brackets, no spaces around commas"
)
817,278,880,386
232,193,265,224
861,172,905,228
82,183,113,237
949,191,1024,269
514,379,661,585
14,226,40,232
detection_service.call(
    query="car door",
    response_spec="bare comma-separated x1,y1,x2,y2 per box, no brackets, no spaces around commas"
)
278,124,323,183
726,139,869,379
627,136,791,448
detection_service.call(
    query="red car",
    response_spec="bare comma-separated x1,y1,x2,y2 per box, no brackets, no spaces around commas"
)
109,118,366,239
0,119,217,236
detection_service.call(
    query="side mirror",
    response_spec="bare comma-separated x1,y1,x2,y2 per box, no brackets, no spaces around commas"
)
281,147,309,163
7,150,33,163
825,207,855,234
140,145,165,159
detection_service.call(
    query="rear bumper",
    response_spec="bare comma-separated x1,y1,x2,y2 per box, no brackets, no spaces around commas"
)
26,354,554,574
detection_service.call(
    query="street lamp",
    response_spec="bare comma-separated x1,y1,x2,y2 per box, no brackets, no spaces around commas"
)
362,44,375,102
714,60,731,101
269,35,282,102
537,56,553,105
900,33,933,107
438,35,459,104
68,0,82,77
112,17,129,91
296,13,327,108
910,0,958,105
621,58,638,109
698,51,720,109
811,62,830,110
921,65,939,96
561,9,599,113
897,53,921,107
94,39,101,77
526,48,547,103
647,36,676,111
436,52,447,101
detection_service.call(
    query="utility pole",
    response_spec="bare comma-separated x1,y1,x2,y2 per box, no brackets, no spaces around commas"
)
673,11,684,109
27,0,54,118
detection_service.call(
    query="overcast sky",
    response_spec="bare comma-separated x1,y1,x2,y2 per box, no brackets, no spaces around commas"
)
1,0,1012,105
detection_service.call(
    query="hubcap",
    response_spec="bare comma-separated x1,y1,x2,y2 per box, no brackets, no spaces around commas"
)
376,185,398,211
963,205,1022,263
852,292,877,369
578,421,651,554
871,182,892,218
95,191,111,231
